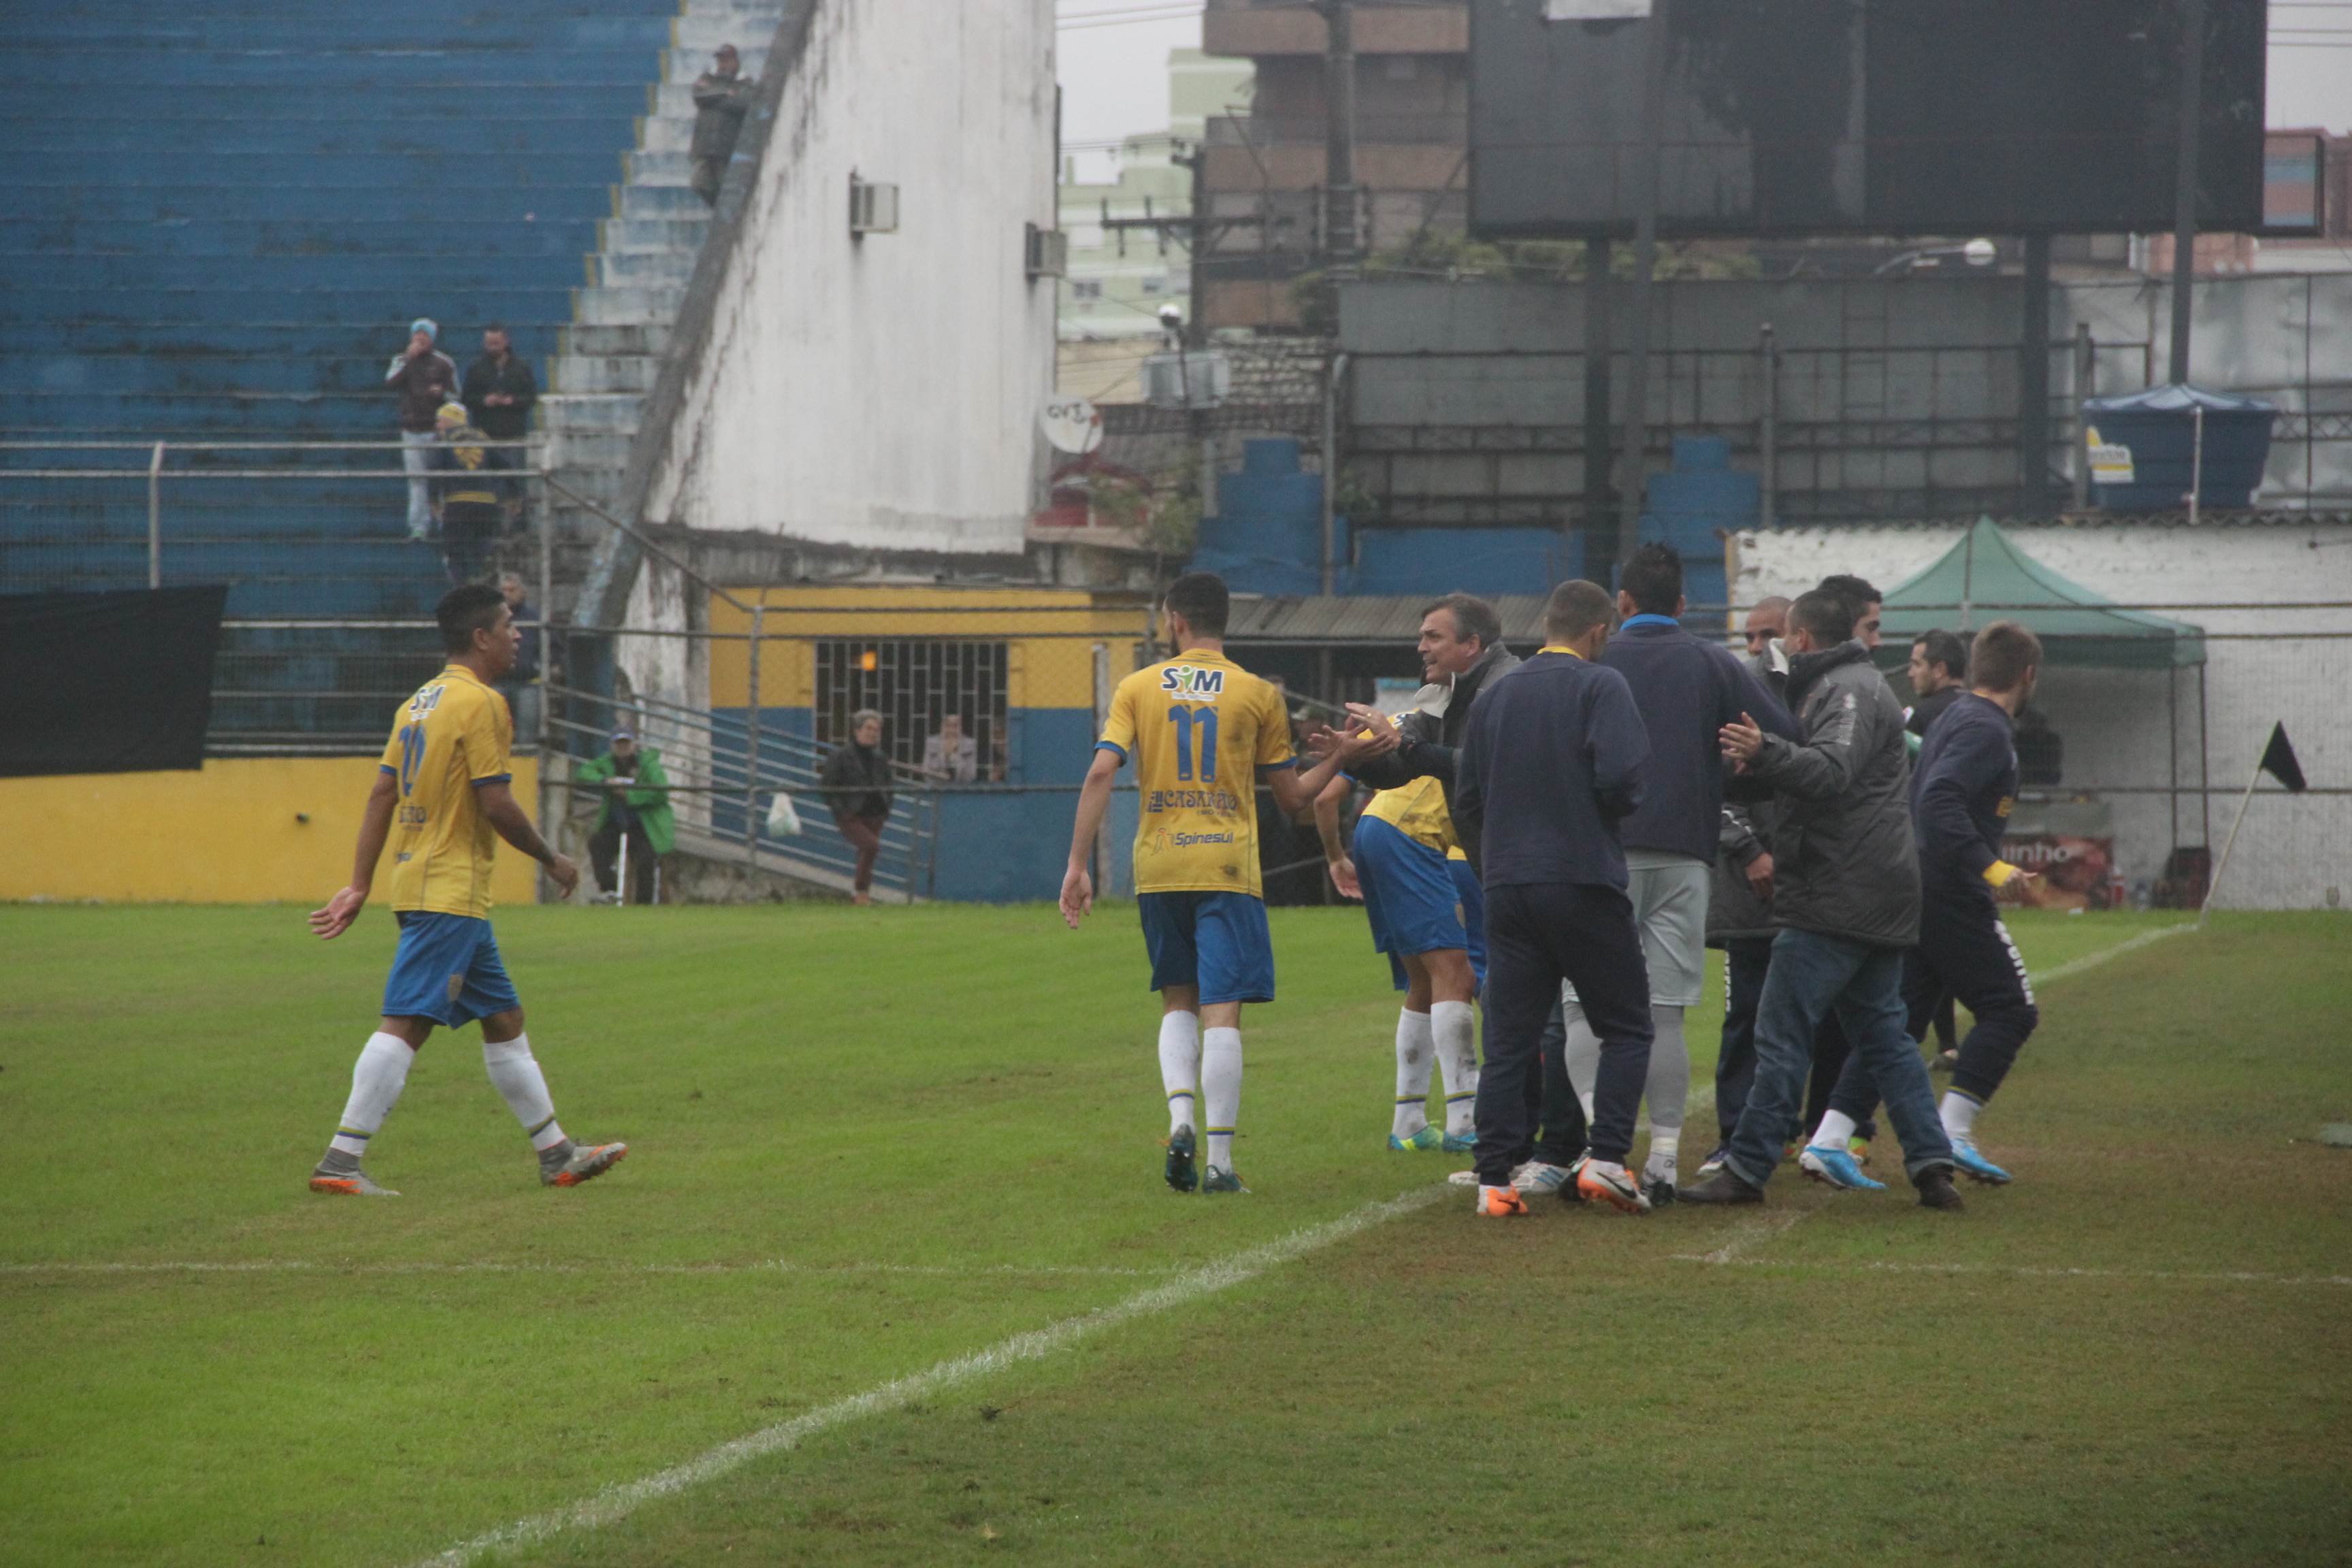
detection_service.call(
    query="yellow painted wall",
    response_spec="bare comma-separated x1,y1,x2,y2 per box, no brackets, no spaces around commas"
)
0,755,542,906
707,586,1149,709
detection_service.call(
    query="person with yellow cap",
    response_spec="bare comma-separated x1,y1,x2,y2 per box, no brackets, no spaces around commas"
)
426,401,511,585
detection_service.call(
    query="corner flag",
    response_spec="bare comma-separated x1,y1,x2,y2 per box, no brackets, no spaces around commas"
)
2259,723,2306,794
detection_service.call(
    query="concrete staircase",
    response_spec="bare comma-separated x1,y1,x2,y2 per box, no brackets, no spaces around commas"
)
542,0,786,587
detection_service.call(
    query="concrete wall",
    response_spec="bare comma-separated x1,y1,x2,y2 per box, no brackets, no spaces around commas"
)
1734,519,2352,909
640,0,1058,555
0,757,541,906
1337,272,2352,527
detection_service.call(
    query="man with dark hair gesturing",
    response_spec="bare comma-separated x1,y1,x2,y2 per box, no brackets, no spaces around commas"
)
306,584,626,1196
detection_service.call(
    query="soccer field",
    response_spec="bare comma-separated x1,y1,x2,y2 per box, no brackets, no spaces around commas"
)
2,904,2346,1567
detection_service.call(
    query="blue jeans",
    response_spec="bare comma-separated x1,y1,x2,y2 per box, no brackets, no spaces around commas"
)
1724,928,1954,1189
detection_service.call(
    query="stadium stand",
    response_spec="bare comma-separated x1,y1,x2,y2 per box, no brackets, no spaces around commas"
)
0,0,783,745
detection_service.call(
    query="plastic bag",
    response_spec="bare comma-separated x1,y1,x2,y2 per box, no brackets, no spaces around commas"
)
764,792,804,838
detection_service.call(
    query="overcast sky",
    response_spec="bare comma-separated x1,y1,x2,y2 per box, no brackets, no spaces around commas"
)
1056,3,2352,157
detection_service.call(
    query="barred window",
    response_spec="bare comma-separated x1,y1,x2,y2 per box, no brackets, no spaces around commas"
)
813,640,1010,782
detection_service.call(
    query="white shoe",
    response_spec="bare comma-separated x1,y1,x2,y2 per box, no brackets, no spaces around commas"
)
1446,1168,1480,1186
1513,1161,1576,1196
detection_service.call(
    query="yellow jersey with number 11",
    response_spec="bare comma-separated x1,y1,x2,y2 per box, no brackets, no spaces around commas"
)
1098,649,1296,898
377,664,514,918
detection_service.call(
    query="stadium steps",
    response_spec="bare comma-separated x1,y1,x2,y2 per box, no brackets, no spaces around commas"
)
0,0,774,749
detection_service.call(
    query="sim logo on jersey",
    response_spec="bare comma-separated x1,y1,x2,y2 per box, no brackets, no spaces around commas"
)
1158,665,1226,699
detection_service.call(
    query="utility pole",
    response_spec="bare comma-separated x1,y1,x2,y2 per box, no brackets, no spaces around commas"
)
2018,231,2052,517
1581,237,1614,572
1615,0,1670,578
2166,0,2205,385
1314,0,1358,268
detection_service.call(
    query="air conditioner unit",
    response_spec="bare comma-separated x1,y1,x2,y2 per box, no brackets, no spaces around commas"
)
849,176,899,235
1026,223,1068,280
1141,350,1231,411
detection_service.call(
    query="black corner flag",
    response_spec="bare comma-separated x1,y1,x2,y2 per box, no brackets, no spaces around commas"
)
2259,723,2308,794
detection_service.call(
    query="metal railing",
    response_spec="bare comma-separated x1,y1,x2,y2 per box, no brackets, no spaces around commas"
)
542,677,938,903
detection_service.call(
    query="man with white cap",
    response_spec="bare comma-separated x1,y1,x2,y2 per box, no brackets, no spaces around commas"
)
387,318,458,540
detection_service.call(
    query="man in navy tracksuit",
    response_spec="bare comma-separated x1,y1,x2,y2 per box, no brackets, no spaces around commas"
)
1812,621,2044,1186
1452,579,1656,1216
1556,544,1795,1203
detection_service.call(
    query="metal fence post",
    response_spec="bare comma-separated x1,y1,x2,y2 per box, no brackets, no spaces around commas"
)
535,438,556,900
745,602,764,868
147,441,165,588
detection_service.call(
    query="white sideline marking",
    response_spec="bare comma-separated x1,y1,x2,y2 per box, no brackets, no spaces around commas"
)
404,1184,1449,1568
0,1259,1182,1279
2028,923,2194,986
1672,1255,2352,1288
1693,1209,1809,1264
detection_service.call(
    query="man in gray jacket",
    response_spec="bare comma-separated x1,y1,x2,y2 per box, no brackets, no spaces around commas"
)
1683,588,1963,1210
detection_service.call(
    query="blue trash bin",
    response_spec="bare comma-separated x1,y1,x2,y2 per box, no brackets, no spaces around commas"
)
2080,384,2276,511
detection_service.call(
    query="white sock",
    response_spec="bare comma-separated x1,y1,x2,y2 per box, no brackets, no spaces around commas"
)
329,1032,414,1156
1940,1090,1983,1143
1202,1026,1242,1170
1643,1004,1688,1180
1392,1009,1434,1137
1158,1011,1201,1134
483,1034,568,1152
1431,999,1479,1135
1812,1109,1858,1150
1562,992,1599,1122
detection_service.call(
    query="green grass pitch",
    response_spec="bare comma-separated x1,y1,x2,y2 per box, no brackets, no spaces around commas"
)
1,903,2346,1567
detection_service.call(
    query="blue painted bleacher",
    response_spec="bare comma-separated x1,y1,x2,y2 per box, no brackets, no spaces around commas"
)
0,1,680,739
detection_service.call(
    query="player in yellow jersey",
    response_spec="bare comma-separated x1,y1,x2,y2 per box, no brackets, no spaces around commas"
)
1061,572,1392,1194
304,584,627,1196
1312,598,1508,1157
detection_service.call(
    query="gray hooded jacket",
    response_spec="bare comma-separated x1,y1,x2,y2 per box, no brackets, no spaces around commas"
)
1744,640,1920,948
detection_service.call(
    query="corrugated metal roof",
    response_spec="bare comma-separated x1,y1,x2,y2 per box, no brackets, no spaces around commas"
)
1223,595,1554,645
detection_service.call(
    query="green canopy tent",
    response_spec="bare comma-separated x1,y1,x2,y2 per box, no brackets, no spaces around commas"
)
1876,517,2210,858
1877,518,2204,670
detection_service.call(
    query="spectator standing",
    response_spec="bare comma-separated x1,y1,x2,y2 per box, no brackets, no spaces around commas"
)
576,727,674,904
821,708,894,904
689,45,755,206
495,573,545,747
921,713,979,781
462,324,538,444
426,402,511,585
386,318,458,540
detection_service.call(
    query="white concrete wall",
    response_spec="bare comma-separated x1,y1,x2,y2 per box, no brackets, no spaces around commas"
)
1733,520,2352,909
644,0,1059,555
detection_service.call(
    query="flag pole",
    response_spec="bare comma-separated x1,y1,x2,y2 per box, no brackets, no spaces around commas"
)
2197,754,2266,929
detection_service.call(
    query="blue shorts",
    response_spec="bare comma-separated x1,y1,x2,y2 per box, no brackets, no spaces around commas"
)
1138,890,1275,1006
382,911,521,1028
1354,815,1482,992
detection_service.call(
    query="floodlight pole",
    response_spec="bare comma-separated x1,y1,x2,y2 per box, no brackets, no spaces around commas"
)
1615,0,1671,578
1316,0,1359,267
2166,0,2205,385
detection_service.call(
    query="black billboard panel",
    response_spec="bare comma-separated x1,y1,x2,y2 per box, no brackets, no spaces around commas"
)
1470,0,2266,238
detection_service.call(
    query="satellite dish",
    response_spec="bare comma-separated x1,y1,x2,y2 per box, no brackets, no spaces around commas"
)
1040,395,1104,455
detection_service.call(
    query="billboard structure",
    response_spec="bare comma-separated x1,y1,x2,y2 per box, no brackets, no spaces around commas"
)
1471,0,2268,238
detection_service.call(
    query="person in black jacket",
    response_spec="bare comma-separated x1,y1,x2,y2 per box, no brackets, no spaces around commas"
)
462,324,538,446
820,709,895,904
1903,626,1970,1064
1684,589,1963,1211
1451,579,1656,1217
690,45,755,204
1556,545,1795,1205
1814,621,2044,1187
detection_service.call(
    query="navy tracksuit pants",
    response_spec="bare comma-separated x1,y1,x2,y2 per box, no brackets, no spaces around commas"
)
1828,880,2039,1120
1475,881,1652,1181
